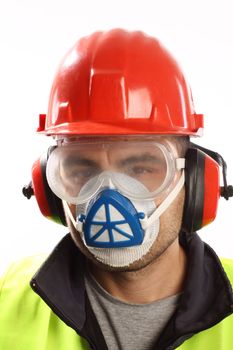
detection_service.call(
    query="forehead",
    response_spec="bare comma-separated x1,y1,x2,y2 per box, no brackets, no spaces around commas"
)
55,136,182,162
56,135,180,148
54,137,183,172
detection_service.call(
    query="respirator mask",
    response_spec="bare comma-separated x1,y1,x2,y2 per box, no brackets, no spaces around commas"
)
46,138,185,267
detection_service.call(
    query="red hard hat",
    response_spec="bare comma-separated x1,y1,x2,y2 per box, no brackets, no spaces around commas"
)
38,29,203,136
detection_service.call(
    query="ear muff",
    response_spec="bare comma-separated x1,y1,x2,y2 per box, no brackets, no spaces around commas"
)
31,146,67,226
182,147,220,233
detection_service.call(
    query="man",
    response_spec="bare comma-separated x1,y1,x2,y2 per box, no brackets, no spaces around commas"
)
1,29,233,349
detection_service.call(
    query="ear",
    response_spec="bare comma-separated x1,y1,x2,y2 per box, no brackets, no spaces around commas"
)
31,146,67,226
182,148,220,233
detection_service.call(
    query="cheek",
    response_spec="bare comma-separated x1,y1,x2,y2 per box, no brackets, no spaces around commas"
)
154,171,184,208
69,204,76,216
159,188,185,232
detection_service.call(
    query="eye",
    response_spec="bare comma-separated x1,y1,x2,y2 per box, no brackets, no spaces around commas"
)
127,164,161,176
65,167,98,184
129,166,155,175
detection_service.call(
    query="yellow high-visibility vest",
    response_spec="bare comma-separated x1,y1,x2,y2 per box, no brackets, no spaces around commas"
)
0,255,233,349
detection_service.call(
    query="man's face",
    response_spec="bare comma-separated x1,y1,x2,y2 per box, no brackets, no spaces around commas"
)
50,136,186,272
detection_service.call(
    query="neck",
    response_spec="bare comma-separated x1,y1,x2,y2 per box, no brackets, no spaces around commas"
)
89,239,187,304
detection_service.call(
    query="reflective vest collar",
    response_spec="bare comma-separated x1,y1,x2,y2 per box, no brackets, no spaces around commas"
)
30,232,233,350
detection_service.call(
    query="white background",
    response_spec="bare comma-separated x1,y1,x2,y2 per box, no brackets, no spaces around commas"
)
0,0,232,274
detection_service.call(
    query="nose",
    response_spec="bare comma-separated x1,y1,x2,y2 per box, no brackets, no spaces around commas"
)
98,171,116,189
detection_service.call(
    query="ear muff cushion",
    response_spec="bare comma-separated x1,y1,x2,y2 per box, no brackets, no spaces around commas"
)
182,148,205,233
32,147,67,226
201,153,220,227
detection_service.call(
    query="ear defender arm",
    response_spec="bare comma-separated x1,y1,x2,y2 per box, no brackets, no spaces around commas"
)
22,181,34,199
191,143,233,200
182,143,233,234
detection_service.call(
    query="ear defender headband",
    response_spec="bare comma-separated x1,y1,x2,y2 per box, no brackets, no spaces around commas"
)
22,144,233,233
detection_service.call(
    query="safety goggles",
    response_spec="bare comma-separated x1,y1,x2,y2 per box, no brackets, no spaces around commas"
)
46,138,185,204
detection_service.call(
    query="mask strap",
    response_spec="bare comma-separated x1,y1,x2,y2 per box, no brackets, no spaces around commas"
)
140,170,185,230
63,201,84,231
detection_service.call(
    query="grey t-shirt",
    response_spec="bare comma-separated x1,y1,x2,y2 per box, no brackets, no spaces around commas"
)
85,271,180,350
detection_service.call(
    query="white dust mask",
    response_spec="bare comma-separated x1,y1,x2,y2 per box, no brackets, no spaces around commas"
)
64,169,185,268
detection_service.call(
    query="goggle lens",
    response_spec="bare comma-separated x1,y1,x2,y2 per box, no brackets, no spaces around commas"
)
46,141,179,204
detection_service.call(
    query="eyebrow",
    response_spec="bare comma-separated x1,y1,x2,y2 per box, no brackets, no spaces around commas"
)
62,153,163,169
116,153,163,167
62,156,100,168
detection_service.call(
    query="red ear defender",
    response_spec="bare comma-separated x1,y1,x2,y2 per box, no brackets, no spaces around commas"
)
30,147,67,226
182,148,220,233
31,157,53,220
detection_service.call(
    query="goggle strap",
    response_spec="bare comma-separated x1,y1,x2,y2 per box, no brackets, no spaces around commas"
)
141,170,185,230
176,158,185,170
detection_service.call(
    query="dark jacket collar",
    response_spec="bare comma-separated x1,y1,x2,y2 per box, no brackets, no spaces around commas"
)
156,232,233,349
31,232,233,350
31,234,87,329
